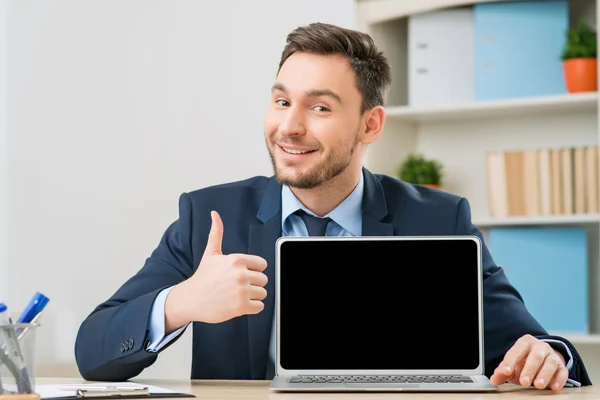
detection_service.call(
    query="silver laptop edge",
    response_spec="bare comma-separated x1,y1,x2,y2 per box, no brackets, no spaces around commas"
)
269,235,497,392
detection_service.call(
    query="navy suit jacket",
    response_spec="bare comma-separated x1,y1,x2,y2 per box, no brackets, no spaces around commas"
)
74,168,591,384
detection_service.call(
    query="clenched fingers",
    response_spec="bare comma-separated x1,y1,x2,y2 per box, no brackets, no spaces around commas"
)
228,253,268,272
248,285,268,301
245,299,265,314
247,270,268,287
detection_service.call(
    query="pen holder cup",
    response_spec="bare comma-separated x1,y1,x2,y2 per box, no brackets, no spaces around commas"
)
0,323,39,396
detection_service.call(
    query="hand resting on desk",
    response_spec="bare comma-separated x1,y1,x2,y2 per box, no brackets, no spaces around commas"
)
491,334,567,392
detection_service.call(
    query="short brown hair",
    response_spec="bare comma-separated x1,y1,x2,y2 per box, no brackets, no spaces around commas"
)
278,22,391,114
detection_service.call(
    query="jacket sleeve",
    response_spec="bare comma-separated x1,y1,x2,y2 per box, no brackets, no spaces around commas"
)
455,198,592,385
74,193,196,381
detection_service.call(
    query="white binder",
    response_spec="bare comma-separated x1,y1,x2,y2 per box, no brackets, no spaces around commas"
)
408,7,475,107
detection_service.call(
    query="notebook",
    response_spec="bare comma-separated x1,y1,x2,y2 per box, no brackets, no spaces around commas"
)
269,236,497,392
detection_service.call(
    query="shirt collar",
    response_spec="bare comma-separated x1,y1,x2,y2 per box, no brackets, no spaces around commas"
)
281,172,364,236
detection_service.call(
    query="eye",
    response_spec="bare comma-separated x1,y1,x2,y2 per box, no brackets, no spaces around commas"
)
313,105,330,112
276,99,290,107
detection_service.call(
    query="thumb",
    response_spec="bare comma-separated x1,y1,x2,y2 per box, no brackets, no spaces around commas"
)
204,210,224,256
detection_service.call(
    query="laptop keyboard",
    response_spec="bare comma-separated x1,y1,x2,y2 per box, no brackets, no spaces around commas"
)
288,375,474,384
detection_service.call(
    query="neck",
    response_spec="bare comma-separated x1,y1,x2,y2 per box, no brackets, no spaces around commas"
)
290,165,362,217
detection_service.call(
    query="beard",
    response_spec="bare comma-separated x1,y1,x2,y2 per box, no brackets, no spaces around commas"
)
266,130,360,189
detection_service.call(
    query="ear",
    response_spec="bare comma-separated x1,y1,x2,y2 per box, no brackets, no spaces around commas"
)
359,105,386,145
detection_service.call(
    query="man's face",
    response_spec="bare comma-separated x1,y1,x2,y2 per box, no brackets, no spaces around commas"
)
264,52,364,189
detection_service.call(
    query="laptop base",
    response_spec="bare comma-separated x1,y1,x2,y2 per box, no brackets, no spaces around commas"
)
269,375,498,392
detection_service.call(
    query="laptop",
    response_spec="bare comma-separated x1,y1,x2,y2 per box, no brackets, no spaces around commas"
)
269,235,497,392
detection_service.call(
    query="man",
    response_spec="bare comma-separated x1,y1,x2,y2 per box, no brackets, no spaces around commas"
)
74,22,591,391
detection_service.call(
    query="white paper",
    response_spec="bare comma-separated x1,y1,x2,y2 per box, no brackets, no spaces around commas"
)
4,381,184,399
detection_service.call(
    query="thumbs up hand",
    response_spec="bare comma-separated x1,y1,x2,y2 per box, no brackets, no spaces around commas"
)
165,211,268,331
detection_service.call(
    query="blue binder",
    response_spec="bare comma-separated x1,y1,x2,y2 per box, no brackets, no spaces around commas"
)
487,228,588,333
474,0,568,100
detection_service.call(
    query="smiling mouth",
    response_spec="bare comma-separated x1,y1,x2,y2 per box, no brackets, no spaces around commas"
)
279,145,317,155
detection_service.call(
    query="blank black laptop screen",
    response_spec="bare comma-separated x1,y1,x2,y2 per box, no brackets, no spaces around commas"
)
279,237,481,371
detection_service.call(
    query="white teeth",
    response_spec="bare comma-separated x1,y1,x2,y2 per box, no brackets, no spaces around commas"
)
282,147,313,154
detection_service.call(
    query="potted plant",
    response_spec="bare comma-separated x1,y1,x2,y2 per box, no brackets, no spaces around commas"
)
396,153,443,189
562,20,597,93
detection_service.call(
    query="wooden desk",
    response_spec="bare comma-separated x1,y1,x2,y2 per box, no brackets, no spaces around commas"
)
35,378,599,400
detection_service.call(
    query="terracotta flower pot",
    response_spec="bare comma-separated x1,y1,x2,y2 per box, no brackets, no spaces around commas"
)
421,184,440,190
563,58,598,93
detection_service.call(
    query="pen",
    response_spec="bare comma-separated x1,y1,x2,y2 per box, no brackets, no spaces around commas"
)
76,389,149,398
59,386,149,392
17,292,49,324
16,312,43,342
15,292,49,340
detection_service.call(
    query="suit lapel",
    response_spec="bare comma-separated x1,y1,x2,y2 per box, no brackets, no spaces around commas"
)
361,168,394,236
245,170,393,378
247,178,282,379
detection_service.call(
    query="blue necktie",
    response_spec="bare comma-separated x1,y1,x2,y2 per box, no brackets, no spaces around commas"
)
266,210,331,380
295,209,331,236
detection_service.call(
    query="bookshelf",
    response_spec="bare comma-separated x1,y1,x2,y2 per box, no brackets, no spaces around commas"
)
560,333,600,344
355,0,600,379
386,92,598,123
474,213,600,228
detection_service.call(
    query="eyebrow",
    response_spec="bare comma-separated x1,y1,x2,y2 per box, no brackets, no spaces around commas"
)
271,82,343,105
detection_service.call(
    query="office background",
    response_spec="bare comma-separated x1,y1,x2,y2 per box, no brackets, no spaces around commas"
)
2,0,600,383
0,0,357,379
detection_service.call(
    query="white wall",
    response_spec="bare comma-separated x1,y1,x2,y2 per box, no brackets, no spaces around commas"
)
0,0,7,303
5,0,356,379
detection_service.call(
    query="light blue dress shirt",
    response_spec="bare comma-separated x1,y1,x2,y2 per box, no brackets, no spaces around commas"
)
144,172,578,386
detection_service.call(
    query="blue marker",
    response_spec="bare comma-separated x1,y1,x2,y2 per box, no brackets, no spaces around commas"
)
0,302,33,393
17,292,49,324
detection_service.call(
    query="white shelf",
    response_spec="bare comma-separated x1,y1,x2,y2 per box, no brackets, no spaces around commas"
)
473,214,600,228
385,92,598,123
357,0,501,25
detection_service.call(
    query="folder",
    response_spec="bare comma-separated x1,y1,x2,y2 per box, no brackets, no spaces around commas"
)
408,6,475,106
13,383,195,400
488,227,588,333
474,0,568,100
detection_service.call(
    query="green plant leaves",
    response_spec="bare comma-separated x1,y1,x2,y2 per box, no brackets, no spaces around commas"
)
396,153,443,185
562,20,597,60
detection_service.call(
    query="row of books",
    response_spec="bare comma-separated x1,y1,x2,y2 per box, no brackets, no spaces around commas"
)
486,145,599,218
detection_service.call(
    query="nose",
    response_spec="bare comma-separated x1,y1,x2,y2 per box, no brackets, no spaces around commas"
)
278,106,306,137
